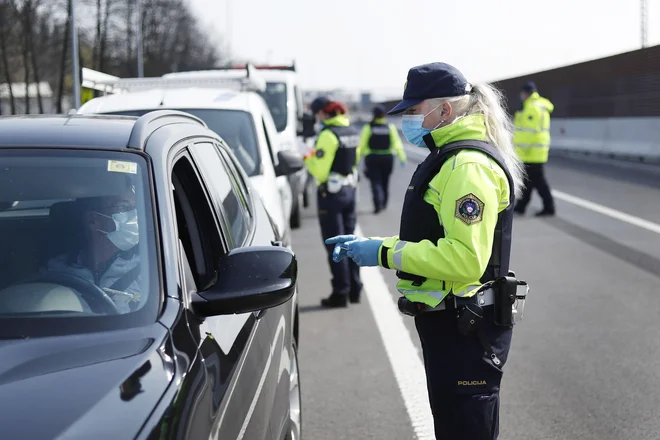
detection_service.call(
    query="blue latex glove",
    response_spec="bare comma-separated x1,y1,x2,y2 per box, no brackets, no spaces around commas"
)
346,238,383,267
325,235,357,262
325,235,383,267
400,160,407,168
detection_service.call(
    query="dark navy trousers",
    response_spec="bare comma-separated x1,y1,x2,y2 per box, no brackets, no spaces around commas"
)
317,186,362,297
364,154,394,211
414,306,513,440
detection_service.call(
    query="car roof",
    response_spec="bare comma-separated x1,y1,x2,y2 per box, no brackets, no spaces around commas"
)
0,111,208,151
79,88,259,114
0,114,137,149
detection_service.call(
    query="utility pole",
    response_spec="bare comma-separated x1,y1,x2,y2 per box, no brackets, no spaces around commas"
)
641,0,648,48
70,0,81,109
136,0,144,77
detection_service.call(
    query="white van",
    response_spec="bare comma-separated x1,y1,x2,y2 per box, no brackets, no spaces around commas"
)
78,80,300,247
163,65,309,228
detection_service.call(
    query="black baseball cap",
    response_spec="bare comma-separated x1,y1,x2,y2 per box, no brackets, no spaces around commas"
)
310,96,331,115
388,62,472,115
373,105,386,116
522,81,537,93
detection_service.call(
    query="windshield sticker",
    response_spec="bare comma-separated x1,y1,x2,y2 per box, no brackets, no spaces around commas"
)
108,160,137,174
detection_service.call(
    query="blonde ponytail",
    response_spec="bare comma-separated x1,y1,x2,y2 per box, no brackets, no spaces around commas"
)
464,84,526,197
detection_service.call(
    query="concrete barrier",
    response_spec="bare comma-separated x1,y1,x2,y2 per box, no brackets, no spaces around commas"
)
386,115,660,164
551,117,660,163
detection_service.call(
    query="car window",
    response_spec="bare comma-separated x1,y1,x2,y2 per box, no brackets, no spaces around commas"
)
108,109,261,177
258,82,288,133
171,153,224,291
215,143,252,220
190,142,249,248
0,149,158,338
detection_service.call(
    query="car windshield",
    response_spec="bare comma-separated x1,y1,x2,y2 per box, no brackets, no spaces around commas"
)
258,82,288,132
0,149,158,338
108,109,261,176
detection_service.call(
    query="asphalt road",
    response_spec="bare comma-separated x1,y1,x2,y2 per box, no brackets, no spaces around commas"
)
291,147,660,440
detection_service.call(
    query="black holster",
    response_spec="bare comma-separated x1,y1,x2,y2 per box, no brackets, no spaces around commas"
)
492,276,519,327
455,297,503,367
456,298,484,336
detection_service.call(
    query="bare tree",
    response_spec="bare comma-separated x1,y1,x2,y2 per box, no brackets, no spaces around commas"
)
56,0,71,113
10,0,46,113
0,1,17,114
124,0,133,76
93,0,101,69
27,1,44,113
3,0,226,114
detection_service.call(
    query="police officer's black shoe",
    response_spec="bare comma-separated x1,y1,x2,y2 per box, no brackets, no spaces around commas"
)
349,293,361,304
535,209,555,217
320,294,348,308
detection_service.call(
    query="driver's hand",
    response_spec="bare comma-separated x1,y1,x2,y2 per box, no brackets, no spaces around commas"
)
102,288,139,313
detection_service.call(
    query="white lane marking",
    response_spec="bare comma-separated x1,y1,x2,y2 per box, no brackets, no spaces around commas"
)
553,190,660,235
355,225,435,440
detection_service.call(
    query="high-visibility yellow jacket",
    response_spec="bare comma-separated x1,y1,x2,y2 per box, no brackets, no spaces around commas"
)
375,114,511,307
303,114,359,184
356,118,407,162
513,92,554,164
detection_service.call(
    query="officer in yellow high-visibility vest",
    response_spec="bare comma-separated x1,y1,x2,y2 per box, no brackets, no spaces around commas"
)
326,62,527,439
357,105,407,214
513,81,555,216
305,97,363,308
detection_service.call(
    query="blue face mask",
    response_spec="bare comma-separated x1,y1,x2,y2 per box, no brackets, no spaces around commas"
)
97,209,139,251
401,115,431,148
401,105,443,148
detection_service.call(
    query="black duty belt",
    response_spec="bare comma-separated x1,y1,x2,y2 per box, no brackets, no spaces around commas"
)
397,288,494,317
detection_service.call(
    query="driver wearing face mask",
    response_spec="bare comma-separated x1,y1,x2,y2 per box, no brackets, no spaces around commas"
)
44,186,141,314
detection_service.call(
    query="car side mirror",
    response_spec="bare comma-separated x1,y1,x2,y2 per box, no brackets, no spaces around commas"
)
275,149,304,177
297,112,316,140
192,246,297,317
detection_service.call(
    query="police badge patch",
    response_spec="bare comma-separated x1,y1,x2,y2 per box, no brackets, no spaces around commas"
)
455,193,485,225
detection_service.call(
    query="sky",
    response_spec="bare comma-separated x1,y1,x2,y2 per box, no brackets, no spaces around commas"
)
189,0,660,100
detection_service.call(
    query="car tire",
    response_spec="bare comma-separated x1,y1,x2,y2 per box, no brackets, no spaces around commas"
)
286,341,302,440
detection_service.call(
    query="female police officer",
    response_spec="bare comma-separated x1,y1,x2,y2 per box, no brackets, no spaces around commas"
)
326,63,525,439
305,97,363,308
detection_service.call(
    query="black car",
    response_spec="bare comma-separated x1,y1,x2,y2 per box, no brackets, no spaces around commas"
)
0,111,303,440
